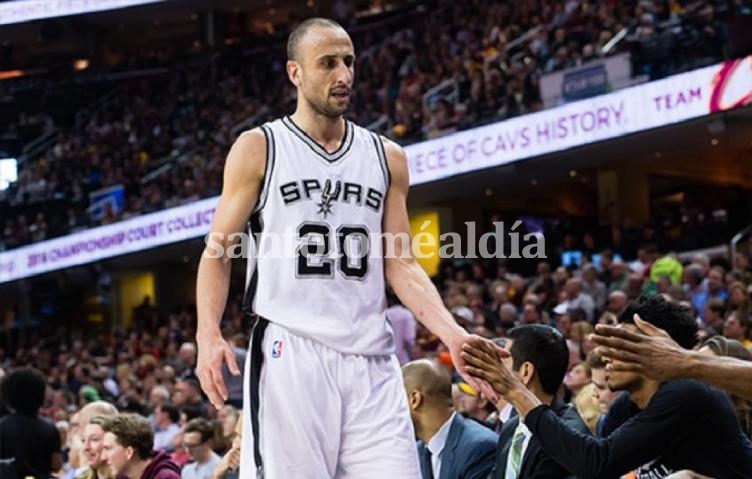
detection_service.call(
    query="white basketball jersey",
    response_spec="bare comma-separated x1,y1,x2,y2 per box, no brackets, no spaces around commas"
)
244,116,395,355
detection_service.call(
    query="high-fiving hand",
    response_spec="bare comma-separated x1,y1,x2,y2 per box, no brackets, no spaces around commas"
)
460,336,519,398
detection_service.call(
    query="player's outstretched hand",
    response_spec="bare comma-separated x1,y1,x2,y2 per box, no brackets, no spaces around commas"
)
196,332,241,409
592,313,686,382
461,337,519,400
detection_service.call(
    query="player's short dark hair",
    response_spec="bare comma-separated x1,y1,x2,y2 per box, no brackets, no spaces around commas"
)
1,367,46,415
157,403,180,424
618,294,698,349
287,17,344,61
184,418,215,443
508,324,568,396
102,414,153,460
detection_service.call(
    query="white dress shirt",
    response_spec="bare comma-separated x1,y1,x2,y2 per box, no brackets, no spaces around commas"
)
427,411,457,479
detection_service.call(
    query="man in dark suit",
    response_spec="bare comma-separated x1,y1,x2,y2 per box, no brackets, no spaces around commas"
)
492,325,590,479
403,359,498,479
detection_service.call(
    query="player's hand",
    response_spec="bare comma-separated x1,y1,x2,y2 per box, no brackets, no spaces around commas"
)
196,331,240,409
591,313,687,382
446,332,495,400
461,337,520,399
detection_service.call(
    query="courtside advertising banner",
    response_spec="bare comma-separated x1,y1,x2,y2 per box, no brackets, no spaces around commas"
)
404,55,752,185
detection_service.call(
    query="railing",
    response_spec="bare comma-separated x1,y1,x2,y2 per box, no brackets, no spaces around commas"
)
19,127,59,163
230,108,271,141
730,222,752,270
74,85,124,130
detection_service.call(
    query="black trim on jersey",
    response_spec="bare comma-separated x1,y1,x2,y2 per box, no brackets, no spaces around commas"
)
282,116,354,164
253,125,275,214
242,211,263,316
376,134,391,188
370,132,390,189
249,316,269,474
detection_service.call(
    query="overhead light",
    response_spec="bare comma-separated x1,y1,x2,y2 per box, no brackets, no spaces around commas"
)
73,59,89,71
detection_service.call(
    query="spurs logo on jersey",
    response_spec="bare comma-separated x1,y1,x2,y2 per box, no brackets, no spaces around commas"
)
243,115,395,355
279,178,385,217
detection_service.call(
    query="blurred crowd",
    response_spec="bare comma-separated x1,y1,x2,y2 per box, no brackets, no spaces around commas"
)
1,0,744,251
1,232,752,477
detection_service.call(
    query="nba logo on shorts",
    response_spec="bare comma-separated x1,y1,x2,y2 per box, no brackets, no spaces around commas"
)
271,340,283,358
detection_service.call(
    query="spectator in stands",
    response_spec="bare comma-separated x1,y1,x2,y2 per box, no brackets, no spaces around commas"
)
464,294,752,478
703,299,727,336
606,290,628,316
0,367,63,479
402,359,497,479
558,278,595,322
723,311,752,349
101,413,180,479
386,291,417,365
211,419,241,479
172,379,207,420
586,352,620,437
728,281,751,315
147,386,170,429
563,360,591,400
699,336,752,438
78,414,118,479
177,343,197,380
492,324,589,479
152,404,181,452
180,418,221,479
453,381,496,429
582,265,607,313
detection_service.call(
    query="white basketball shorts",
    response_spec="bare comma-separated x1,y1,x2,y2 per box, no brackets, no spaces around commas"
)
239,317,421,479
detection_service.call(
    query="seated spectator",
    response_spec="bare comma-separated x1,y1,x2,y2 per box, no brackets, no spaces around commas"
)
492,324,589,478
402,359,497,479
723,310,752,349
0,367,63,479
586,352,621,437
78,414,118,479
211,419,241,479
180,418,221,479
152,404,181,452
453,381,497,430
101,413,180,479
699,336,752,438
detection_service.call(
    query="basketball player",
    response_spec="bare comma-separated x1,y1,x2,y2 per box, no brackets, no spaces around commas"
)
196,18,482,479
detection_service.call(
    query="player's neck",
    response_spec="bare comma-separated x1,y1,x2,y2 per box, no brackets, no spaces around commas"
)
290,110,346,146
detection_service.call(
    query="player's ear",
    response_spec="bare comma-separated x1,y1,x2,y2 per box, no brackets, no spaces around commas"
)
408,389,422,410
286,60,301,87
520,362,534,387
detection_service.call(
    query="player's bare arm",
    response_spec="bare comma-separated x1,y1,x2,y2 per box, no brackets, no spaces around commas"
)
196,128,266,409
380,137,487,392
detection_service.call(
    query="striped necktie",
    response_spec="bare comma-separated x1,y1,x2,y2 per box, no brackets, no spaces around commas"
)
505,424,526,479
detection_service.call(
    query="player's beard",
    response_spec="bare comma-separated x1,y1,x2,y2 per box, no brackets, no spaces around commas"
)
305,91,349,119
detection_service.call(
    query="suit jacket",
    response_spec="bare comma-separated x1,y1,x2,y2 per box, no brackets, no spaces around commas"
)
494,398,590,479
418,413,499,479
